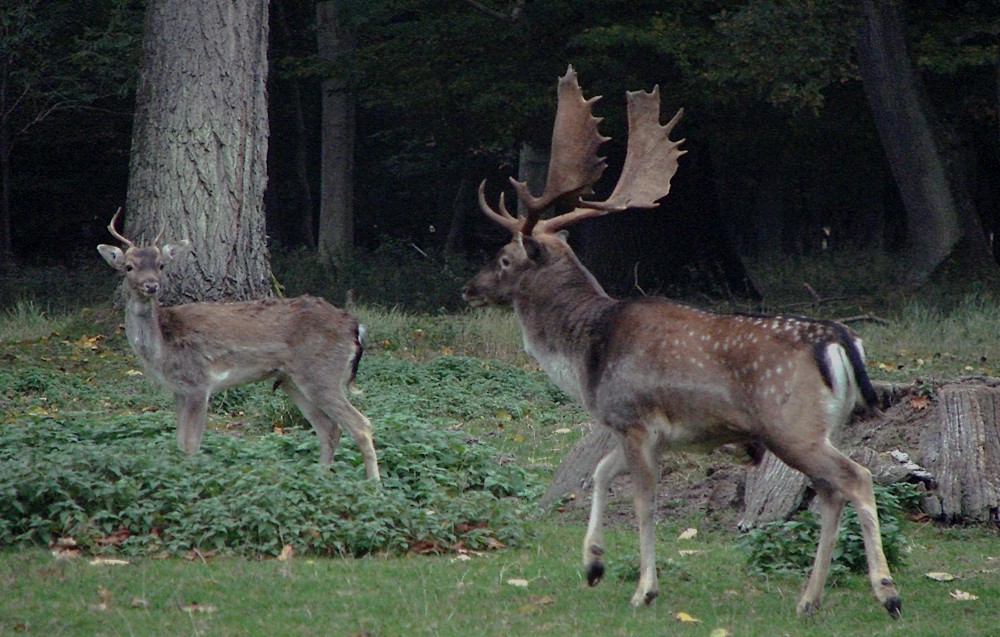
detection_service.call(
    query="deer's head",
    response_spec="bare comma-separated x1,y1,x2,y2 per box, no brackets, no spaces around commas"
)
97,209,190,300
462,66,685,307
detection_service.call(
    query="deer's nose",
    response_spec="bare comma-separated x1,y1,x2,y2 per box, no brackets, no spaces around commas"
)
141,280,160,296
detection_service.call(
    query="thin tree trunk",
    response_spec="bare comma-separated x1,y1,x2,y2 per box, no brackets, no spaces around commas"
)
0,123,12,265
316,1,354,266
125,0,272,304
856,0,995,285
274,0,315,250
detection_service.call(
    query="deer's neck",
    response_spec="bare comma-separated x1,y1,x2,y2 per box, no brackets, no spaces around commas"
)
513,254,616,402
124,294,166,369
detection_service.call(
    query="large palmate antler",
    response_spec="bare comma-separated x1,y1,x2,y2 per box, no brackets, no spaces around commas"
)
478,65,686,236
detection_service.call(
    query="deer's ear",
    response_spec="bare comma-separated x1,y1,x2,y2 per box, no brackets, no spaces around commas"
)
521,235,546,263
161,239,190,264
97,244,125,270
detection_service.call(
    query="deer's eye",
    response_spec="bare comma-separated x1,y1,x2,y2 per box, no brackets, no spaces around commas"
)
499,255,511,268
159,264,165,270
125,265,133,272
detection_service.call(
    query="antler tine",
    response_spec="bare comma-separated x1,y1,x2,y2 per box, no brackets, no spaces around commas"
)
511,65,609,236
107,207,135,249
152,227,166,246
478,180,523,234
536,87,686,234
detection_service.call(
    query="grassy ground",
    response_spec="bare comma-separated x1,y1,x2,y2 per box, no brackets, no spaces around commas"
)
2,522,997,636
2,252,999,636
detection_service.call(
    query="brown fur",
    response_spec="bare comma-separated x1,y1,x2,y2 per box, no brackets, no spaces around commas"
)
98,236,379,480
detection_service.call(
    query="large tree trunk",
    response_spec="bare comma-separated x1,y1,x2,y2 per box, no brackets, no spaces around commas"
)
316,1,354,266
125,0,271,304
855,0,997,286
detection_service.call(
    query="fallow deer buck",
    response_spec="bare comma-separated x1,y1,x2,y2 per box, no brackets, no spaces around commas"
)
462,67,901,618
98,211,380,480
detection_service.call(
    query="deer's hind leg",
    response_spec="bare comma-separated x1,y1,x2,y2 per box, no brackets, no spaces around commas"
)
281,382,343,465
284,377,380,481
773,438,901,618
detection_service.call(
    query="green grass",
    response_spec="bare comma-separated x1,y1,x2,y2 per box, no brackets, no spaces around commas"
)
2,522,997,636
2,251,1000,636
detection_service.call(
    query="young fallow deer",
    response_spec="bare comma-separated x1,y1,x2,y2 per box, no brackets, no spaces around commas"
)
98,211,380,480
463,66,900,618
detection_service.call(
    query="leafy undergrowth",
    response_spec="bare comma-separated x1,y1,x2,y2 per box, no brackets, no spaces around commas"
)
739,483,923,577
0,412,539,558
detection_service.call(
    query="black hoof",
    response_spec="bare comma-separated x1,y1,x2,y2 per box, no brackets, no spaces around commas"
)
586,562,604,587
644,590,658,605
884,597,902,619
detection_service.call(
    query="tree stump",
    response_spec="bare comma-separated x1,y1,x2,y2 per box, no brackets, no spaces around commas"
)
919,381,1000,524
737,451,808,530
538,423,616,509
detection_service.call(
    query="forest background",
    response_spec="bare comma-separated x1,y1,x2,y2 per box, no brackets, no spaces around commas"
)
1,0,999,309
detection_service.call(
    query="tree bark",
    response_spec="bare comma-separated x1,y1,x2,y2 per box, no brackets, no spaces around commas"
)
0,122,12,265
539,423,616,509
272,0,315,250
125,0,271,304
855,0,997,286
919,382,1000,524
316,0,354,266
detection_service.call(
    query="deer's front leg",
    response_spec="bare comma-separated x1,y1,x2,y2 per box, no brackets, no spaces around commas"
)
175,391,209,454
583,444,627,586
624,425,659,607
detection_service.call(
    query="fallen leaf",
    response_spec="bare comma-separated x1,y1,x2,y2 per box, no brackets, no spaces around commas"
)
910,395,932,410
130,598,150,608
517,594,556,613
89,558,130,566
710,629,733,637
677,549,703,556
926,571,956,582
949,589,979,601
674,611,701,623
180,602,218,614
554,428,572,434
506,578,529,588
278,544,294,561
677,528,698,540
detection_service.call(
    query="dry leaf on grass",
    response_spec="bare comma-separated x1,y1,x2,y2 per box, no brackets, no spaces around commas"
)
89,558,130,566
949,589,979,601
926,571,956,582
677,527,698,540
180,602,218,614
506,578,530,588
674,611,701,623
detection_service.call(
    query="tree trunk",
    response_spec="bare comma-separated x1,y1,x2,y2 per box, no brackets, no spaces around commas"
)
919,382,1000,524
539,423,617,509
0,122,12,265
316,1,354,266
737,451,808,530
272,0,315,250
125,0,271,304
855,0,997,286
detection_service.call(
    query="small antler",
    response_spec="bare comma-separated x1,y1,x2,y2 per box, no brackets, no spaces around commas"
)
479,66,686,237
107,208,135,249
107,208,167,248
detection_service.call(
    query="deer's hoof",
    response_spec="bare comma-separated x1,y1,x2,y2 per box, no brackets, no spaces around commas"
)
884,596,902,619
585,561,604,587
630,589,657,607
